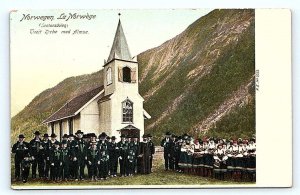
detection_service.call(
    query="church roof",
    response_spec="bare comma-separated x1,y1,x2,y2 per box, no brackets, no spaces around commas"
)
107,19,132,62
43,86,104,123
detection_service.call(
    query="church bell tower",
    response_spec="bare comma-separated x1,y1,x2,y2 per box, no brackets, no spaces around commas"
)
103,15,139,97
99,14,147,140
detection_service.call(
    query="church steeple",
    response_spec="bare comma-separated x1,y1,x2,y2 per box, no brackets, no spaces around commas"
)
107,15,132,62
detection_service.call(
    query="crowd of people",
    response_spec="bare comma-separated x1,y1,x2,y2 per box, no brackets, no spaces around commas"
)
161,132,256,182
12,130,256,184
11,130,155,183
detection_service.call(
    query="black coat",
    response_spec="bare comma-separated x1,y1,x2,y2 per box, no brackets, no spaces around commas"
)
12,141,30,161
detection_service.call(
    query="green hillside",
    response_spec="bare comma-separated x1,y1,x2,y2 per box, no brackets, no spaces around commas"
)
11,9,255,143
138,9,255,141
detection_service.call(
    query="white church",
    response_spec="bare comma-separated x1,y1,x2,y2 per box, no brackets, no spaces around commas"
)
43,17,151,141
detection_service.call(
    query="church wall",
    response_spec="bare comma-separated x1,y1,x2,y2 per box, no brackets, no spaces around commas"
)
80,98,100,134
73,115,81,132
54,121,61,140
62,119,68,135
98,99,112,136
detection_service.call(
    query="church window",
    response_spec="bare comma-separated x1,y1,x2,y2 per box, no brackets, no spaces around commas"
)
106,67,112,85
122,98,133,123
122,67,131,83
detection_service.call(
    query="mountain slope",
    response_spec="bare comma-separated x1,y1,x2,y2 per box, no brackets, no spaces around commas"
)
138,9,255,139
11,9,255,142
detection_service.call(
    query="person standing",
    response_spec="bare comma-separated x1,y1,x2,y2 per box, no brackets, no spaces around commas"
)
138,134,151,174
174,136,183,172
160,132,172,171
98,148,109,180
87,141,100,181
72,130,88,180
68,134,76,180
29,131,44,179
12,134,29,181
21,152,33,183
127,148,136,176
49,141,61,181
147,134,155,173
108,136,118,177
41,133,51,179
118,134,128,177
60,140,70,181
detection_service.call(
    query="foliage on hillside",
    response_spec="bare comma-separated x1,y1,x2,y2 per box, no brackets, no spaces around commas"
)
138,9,255,141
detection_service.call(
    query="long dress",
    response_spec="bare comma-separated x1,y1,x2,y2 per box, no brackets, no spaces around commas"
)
138,142,150,174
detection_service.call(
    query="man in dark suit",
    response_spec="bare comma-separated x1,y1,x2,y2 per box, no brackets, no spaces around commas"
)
160,131,172,171
71,130,87,180
108,136,118,177
12,134,30,181
147,134,155,172
29,131,44,179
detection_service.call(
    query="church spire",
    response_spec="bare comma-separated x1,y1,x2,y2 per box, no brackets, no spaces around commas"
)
107,14,132,62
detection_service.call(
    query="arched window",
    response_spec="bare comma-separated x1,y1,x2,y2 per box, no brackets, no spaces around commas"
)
106,67,112,85
122,67,131,83
122,98,133,123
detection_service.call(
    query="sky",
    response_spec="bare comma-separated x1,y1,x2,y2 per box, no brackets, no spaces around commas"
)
10,9,212,117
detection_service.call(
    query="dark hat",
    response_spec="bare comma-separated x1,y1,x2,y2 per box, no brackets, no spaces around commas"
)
147,134,152,138
120,134,126,138
142,134,147,138
33,131,40,135
18,134,25,138
165,131,171,136
111,136,116,140
43,133,49,138
250,138,256,142
75,130,84,135
50,133,57,138
63,134,68,138
106,136,111,140
90,133,97,138
99,132,107,138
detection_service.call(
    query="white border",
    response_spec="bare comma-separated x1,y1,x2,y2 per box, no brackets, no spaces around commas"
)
1,0,299,194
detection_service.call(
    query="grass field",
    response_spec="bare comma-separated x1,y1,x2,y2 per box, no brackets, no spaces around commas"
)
11,154,254,188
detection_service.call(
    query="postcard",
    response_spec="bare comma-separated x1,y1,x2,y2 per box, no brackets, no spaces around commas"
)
10,9,292,189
